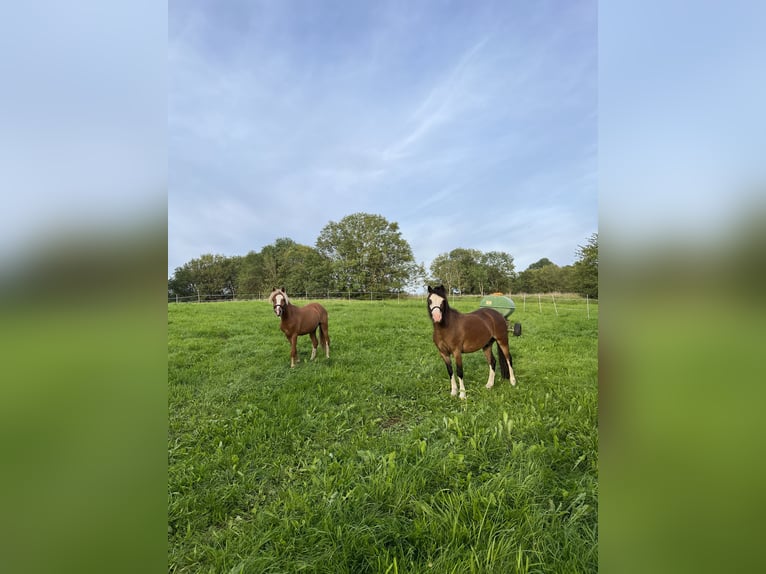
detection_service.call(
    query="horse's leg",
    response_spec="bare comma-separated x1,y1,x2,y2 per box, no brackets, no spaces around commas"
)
440,352,457,396
309,330,319,361
289,333,299,367
483,343,497,389
454,351,467,400
497,339,516,386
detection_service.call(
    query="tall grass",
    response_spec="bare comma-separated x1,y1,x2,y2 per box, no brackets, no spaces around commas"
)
169,297,597,573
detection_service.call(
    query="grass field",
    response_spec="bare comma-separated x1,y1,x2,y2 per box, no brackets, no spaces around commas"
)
168,296,598,573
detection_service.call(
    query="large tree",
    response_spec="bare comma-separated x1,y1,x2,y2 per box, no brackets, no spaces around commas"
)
430,248,516,295
315,213,417,293
514,259,577,294
430,248,481,294
573,233,598,298
480,251,516,293
235,238,331,297
168,253,238,300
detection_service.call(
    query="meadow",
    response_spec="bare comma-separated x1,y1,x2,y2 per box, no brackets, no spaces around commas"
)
168,295,598,573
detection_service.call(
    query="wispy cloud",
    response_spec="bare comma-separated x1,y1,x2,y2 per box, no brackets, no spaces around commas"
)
381,38,489,162
169,1,597,277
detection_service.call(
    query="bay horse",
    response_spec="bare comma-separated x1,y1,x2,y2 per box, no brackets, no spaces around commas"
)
427,285,516,399
268,288,330,368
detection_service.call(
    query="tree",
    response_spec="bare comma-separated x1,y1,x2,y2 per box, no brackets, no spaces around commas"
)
573,233,598,298
480,251,516,293
315,213,417,293
235,239,331,297
515,259,566,293
430,248,516,295
169,253,237,300
281,243,332,295
168,265,197,299
527,257,555,270
236,250,265,297
260,237,298,289
428,253,454,294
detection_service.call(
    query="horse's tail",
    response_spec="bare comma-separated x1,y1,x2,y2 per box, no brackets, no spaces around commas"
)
496,341,511,380
318,306,330,353
319,322,330,345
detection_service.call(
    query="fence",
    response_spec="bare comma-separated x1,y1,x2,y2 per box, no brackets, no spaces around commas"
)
167,291,412,303
514,292,596,319
168,291,596,318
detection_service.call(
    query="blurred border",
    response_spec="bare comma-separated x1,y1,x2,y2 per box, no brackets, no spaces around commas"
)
0,2,167,573
600,2,765,573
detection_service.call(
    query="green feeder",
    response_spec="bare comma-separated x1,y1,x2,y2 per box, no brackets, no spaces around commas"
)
479,295,521,336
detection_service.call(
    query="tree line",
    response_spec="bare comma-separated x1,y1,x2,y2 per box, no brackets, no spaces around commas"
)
168,213,597,301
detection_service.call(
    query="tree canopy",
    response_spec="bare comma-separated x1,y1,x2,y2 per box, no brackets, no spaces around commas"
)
316,213,416,293
573,233,598,298
167,213,597,300
429,248,516,295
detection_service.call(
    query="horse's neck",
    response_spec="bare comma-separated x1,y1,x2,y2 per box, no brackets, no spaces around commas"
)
437,304,457,327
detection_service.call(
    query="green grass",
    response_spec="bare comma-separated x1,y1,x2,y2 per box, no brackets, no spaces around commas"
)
168,296,598,573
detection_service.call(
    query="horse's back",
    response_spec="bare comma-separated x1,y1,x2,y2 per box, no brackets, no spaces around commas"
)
302,302,329,331
304,302,328,321
469,307,507,332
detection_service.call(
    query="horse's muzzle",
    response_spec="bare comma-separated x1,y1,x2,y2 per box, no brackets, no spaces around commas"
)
431,308,442,322
274,305,283,317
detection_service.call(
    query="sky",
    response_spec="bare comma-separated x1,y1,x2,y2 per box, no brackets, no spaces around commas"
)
0,1,165,272
599,1,765,247
168,0,597,279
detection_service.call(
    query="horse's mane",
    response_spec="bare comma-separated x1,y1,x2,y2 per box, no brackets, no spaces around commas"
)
268,288,290,305
435,286,451,312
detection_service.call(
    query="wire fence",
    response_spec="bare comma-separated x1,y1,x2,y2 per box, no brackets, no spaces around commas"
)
167,291,597,318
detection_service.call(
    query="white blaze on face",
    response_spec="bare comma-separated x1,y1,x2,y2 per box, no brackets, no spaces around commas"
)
274,293,285,316
429,293,445,322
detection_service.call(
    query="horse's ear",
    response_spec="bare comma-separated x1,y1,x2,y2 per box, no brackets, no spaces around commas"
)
427,285,433,293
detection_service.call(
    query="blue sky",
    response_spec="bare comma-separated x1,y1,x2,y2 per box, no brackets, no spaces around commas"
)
599,1,765,244
169,0,597,279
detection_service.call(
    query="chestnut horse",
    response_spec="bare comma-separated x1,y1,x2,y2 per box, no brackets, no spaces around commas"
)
268,288,330,368
427,285,516,399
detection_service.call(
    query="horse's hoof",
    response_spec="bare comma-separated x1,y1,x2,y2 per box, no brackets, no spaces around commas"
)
485,383,494,389
459,392,466,400
510,379,517,386
450,390,458,396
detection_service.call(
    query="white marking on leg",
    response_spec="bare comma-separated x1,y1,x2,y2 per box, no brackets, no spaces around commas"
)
311,346,317,360
325,342,330,358
508,361,516,386
486,366,495,389
450,375,457,396
458,377,466,400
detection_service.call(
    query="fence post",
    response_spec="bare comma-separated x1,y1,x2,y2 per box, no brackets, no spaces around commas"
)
552,293,558,316
538,293,542,313
586,294,590,319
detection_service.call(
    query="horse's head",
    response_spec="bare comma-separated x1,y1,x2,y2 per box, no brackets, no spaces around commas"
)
269,288,289,317
427,285,448,323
